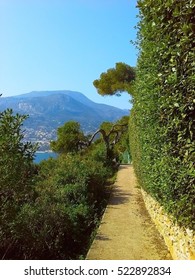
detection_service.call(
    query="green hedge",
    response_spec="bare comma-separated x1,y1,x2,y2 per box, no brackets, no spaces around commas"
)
129,0,195,229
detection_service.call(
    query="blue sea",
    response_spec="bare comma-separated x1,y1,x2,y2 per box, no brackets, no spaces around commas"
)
34,152,57,163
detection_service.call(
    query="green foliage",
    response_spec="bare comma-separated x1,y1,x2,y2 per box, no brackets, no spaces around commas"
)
114,116,130,153
0,109,37,258
87,141,108,165
98,117,130,164
0,113,115,259
52,117,130,167
8,154,113,259
130,0,195,229
93,62,135,96
50,121,86,154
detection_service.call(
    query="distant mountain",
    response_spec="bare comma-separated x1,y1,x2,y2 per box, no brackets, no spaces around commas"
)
0,90,129,150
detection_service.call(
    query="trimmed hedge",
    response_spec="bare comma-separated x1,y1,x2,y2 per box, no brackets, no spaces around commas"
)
129,0,195,229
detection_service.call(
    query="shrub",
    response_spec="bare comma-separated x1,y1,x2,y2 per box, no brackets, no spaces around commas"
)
0,109,37,259
5,153,114,259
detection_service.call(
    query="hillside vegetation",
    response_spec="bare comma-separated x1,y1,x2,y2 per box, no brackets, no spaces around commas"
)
0,108,128,259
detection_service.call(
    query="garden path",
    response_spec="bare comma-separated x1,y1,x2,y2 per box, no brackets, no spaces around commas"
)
86,165,172,260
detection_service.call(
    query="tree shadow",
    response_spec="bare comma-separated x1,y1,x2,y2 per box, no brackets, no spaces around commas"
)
95,233,111,241
108,184,132,205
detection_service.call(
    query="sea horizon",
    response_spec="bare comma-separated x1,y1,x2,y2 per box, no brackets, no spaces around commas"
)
34,151,57,163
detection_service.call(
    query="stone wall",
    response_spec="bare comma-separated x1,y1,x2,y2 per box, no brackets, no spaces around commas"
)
141,189,195,260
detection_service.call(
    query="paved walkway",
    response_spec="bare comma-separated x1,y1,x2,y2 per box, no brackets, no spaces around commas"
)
86,165,172,260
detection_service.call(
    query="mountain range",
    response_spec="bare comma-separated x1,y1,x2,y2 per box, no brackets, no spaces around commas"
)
0,90,129,150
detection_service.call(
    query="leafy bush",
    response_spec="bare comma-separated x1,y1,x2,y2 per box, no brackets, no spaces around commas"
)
0,109,37,259
130,0,195,229
2,153,113,259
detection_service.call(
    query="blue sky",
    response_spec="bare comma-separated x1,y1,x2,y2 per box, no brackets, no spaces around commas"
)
0,0,139,109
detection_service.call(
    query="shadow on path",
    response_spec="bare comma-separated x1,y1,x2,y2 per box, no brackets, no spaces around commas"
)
108,185,132,205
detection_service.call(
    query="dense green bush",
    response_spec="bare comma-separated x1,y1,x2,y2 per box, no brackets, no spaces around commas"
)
130,0,195,229
32,155,113,259
1,153,113,259
0,109,37,259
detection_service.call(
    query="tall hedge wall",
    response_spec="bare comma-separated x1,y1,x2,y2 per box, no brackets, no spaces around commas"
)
129,0,195,229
